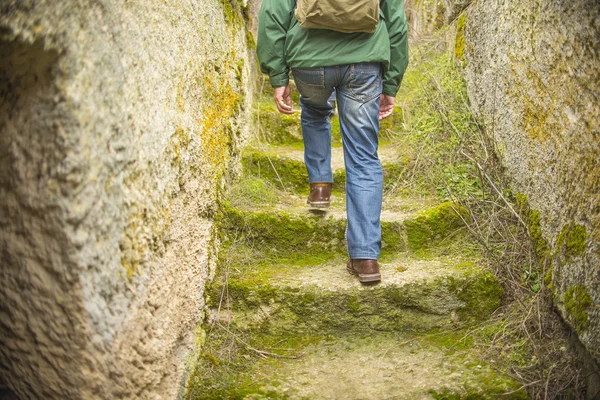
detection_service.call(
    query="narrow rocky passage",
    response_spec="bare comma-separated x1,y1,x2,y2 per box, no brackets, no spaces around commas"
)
185,41,529,399
0,1,597,399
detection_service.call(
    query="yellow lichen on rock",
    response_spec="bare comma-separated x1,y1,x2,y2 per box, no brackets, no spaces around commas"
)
454,12,466,63
199,58,243,178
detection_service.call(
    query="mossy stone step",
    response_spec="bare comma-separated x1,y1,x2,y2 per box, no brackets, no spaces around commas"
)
261,143,404,171
255,101,303,145
219,201,467,260
242,148,405,193
219,203,406,260
187,329,525,400
207,253,503,336
226,176,429,221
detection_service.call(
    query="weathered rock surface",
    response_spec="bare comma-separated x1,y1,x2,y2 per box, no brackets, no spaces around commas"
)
462,0,600,367
0,1,251,398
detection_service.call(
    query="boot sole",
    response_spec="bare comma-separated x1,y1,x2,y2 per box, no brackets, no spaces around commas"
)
357,273,381,283
306,200,330,208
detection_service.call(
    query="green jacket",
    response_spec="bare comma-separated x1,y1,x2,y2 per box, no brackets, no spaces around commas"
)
257,0,409,96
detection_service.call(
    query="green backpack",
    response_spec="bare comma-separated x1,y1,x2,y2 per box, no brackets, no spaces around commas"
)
295,0,380,33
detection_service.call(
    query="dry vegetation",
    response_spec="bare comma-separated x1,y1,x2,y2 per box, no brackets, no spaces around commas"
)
398,33,587,399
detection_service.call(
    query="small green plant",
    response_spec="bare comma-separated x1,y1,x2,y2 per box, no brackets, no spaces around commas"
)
437,163,482,200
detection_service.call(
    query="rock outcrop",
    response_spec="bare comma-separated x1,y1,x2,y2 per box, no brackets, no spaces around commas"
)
0,1,251,398
461,0,600,368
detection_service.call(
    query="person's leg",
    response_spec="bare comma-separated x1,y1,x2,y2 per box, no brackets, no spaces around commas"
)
336,63,383,261
291,68,335,184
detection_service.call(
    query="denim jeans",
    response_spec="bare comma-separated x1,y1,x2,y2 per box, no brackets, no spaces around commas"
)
292,63,383,260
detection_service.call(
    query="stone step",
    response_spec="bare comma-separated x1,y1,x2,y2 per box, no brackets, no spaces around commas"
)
219,201,468,260
254,98,303,145
262,143,404,171
187,330,525,399
208,251,502,336
242,147,406,193
226,177,436,221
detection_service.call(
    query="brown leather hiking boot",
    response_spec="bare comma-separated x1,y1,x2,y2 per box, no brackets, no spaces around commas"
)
306,183,332,208
346,259,381,283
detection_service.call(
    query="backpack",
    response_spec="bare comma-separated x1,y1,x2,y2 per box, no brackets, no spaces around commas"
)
295,0,380,33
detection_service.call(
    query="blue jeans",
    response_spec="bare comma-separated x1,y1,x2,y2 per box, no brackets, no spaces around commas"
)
292,63,383,260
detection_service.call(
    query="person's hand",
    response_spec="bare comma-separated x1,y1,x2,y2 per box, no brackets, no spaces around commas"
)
274,85,293,114
379,94,395,120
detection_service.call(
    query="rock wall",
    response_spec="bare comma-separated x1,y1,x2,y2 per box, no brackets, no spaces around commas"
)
0,0,251,398
461,0,600,367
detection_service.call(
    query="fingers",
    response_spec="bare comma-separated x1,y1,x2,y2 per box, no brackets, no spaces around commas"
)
379,105,394,120
278,101,294,114
275,96,293,114
379,94,395,120
274,86,294,114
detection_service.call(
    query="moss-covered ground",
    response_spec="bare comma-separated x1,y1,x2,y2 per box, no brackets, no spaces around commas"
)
184,28,544,400
186,330,525,400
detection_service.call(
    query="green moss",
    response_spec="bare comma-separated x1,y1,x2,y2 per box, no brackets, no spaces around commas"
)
556,223,587,260
543,264,553,289
332,169,346,192
242,150,308,192
382,161,407,191
243,149,402,195
227,177,279,208
456,261,475,269
452,270,504,322
185,326,295,400
219,203,347,257
188,325,525,400
421,329,474,354
381,221,406,258
346,296,361,312
197,48,245,178
206,241,498,338
255,100,302,145
246,30,256,50
564,285,592,332
528,210,550,259
514,194,550,260
218,203,405,261
404,202,467,249
235,58,244,83
218,0,245,29
514,193,555,292
454,13,467,63
242,146,410,195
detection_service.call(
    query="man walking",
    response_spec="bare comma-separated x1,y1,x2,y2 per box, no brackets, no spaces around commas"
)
257,0,409,283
